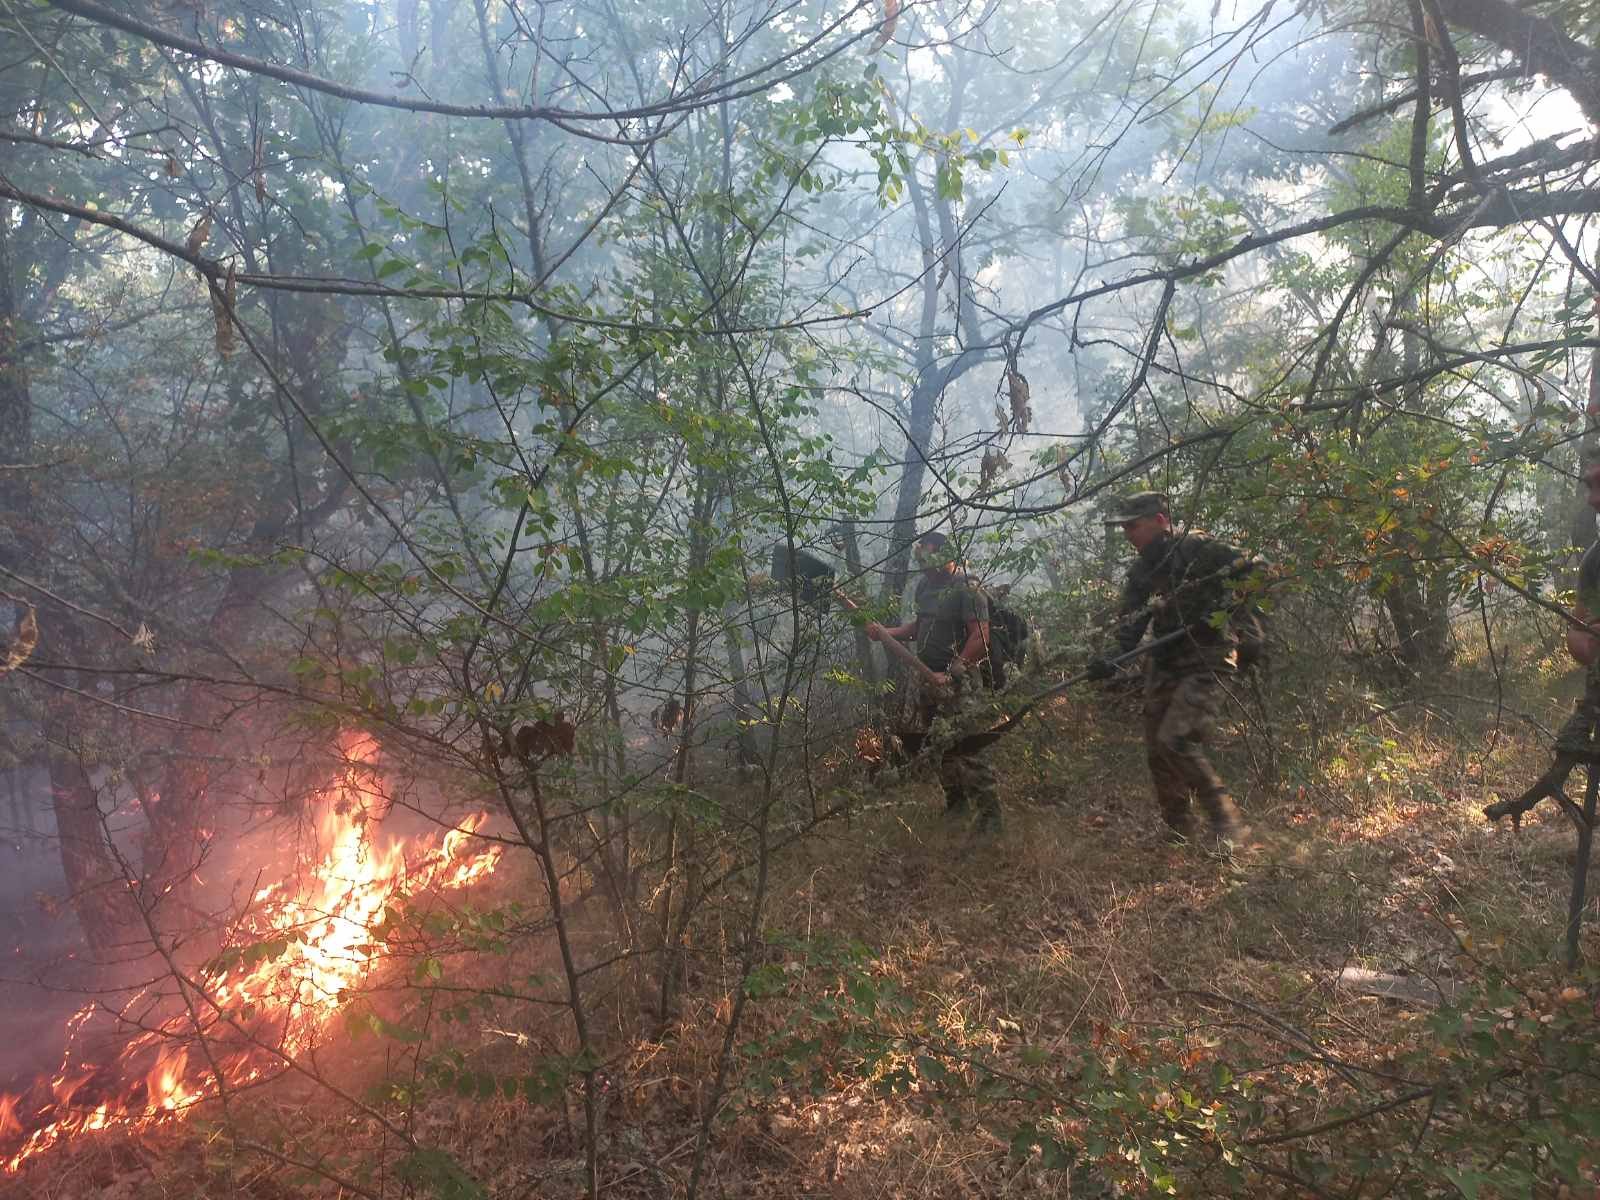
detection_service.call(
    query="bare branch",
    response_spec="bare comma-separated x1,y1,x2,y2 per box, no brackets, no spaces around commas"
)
46,0,877,141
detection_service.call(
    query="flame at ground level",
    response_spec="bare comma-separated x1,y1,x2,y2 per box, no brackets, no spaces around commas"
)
2,733,503,1172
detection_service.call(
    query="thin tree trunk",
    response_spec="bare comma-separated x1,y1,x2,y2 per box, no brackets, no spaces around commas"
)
2,207,127,949
1574,297,1600,554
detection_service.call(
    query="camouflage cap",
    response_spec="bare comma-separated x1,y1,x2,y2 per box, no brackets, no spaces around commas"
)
1101,491,1170,524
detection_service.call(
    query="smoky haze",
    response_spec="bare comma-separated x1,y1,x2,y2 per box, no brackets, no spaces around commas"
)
2,0,1598,1186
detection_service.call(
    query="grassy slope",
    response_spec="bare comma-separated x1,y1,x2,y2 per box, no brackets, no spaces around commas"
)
8,658,1599,1198
670,666,1600,1197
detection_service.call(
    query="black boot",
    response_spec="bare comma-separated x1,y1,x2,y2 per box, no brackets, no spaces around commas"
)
1158,796,1194,844
972,804,1003,837
1198,790,1250,845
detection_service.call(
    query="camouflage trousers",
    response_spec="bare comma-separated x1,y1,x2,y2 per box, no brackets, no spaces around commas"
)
1555,693,1600,756
905,686,1000,824
1143,662,1243,837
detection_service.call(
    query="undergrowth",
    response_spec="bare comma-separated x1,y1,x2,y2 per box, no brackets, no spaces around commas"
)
9,636,1600,1199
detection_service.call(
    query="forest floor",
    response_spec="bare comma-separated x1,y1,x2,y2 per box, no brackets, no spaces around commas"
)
641,671,1597,1198
8,658,1599,1198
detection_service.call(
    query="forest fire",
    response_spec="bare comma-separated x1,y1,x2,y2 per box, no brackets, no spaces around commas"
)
1,734,503,1172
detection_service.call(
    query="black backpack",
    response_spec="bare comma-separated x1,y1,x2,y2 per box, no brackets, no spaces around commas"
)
1231,602,1270,674
987,601,1030,688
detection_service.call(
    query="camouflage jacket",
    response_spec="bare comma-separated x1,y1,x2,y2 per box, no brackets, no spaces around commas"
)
1113,530,1257,669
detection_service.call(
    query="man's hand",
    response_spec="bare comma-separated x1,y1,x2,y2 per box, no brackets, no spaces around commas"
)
1085,656,1117,681
864,621,885,643
929,671,953,689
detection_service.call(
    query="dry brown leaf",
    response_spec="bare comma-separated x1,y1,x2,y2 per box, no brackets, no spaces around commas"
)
3,605,38,675
252,133,268,203
979,448,1008,490
854,725,884,767
211,271,235,360
186,211,212,257
164,156,179,178
513,714,577,760
1007,369,1031,433
869,0,899,50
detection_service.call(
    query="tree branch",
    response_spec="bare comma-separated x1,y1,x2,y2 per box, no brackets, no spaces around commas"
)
1327,66,1524,135
46,0,875,141
1433,0,1600,125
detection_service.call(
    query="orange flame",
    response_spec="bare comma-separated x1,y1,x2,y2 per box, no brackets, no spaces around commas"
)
2,732,502,1172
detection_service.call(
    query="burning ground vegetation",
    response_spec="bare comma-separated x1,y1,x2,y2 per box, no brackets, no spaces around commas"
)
3,687,1600,1198
0,733,506,1189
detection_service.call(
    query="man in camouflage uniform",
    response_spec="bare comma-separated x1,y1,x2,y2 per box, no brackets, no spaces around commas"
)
866,530,1001,834
1558,458,1600,746
1089,493,1257,846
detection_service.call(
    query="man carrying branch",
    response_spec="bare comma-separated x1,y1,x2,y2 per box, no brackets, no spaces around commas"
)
866,530,1001,835
1482,453,1600,829
1088,493,1261,848
1556,457,1600,738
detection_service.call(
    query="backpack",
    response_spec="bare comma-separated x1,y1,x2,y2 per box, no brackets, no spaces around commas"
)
1231,602,1270,674
987,601,1031,688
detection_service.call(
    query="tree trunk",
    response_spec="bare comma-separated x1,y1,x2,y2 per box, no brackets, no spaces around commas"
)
47,731,129,951
1384,560,1452,679
1576,305,1600,554
2,206,130,949
0,207,31,564
835,519,881,693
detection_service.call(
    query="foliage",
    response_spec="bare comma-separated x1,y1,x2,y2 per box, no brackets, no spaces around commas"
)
5,0,1600,1194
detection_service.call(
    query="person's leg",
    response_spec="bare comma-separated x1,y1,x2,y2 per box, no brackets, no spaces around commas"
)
957,747,1001,833
1145,673,1193,839
937,752,970,815
1158,672,1248,841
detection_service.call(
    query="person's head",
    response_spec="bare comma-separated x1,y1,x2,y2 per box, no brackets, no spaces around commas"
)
1103,491,1172,552
912,529,953,572
1583,456,1600,513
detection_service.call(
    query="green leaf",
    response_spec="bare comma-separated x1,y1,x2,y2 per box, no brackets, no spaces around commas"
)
396,1148,486,1200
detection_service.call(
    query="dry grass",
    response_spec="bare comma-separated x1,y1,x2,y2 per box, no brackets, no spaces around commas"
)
8,660,1600,1198
663,671,1600,1197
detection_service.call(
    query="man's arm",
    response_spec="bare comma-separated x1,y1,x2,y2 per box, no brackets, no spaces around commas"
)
866,618,917,643
1086,563,1153,680
933,618,990,684
1568,602,1599,665
1113,566,1154,654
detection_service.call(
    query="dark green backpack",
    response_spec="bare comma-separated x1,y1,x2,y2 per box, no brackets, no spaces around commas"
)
987,601,1030,687
1231,602,1270,674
